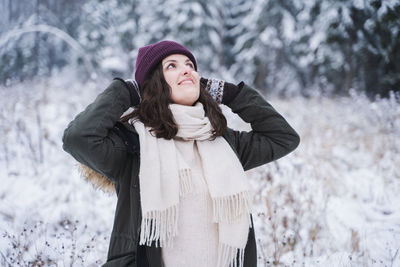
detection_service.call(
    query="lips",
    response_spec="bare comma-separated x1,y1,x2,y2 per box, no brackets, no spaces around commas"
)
178,78,194,85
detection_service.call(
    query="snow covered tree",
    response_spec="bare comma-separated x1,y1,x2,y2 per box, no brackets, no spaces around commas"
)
0,0,398,97
318,0,400,96
0,0,86,84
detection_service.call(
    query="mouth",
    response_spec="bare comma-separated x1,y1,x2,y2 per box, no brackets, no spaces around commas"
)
178,78,194,85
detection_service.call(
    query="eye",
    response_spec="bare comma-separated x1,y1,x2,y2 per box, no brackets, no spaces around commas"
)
166,63,175,69
186,62,194,69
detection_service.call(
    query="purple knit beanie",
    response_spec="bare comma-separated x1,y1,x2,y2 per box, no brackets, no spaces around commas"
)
134,40,197,90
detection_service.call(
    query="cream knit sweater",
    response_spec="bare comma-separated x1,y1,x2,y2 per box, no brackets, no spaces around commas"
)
161,139,219,267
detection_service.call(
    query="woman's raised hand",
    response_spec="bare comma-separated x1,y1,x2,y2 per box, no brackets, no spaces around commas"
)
200,77,240,105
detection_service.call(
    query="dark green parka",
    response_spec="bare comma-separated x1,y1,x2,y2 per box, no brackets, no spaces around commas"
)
62,78,300,266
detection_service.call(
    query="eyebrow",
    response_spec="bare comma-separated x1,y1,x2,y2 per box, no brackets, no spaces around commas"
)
163,59,192,65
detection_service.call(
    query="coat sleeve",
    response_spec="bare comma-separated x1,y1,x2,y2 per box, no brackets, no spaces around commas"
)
224,82,300,171
62,79,133,183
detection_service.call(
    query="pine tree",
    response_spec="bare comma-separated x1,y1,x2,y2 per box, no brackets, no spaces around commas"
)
78,0,142,78
323,0,400,96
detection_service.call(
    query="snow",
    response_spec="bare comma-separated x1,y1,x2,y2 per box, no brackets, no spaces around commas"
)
100,56,128,73
1,71,400,266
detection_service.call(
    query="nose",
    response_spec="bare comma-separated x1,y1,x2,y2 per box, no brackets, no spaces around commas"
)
182,65,192,76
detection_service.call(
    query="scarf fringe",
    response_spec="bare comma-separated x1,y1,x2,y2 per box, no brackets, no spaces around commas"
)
179,169,193,196
139,205,179,247
212,191,251,223
217,243,245,267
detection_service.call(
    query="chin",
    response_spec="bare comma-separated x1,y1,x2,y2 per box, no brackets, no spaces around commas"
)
182,95,199,106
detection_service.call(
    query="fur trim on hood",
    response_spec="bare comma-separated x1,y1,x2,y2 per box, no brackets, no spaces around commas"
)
78,163,115,194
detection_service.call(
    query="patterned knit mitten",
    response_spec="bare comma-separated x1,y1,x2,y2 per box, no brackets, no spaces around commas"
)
200,77,241,105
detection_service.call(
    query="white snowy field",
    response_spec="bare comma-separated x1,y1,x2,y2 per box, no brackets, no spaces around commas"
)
0,73,399,267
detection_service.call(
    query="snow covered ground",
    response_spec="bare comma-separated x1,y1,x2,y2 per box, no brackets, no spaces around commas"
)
1,73,399,266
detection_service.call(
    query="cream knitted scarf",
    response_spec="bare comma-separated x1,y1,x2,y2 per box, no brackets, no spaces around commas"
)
130,102,251,267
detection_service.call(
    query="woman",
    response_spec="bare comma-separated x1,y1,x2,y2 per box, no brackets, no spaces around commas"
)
62,40,300,267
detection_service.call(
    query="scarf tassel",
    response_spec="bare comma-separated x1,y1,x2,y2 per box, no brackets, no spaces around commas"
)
217,243,245,267
212,191,251,223
139,205,179,247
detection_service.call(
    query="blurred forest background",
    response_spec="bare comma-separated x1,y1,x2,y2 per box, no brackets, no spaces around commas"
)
1,0,399,97
1,0,400,266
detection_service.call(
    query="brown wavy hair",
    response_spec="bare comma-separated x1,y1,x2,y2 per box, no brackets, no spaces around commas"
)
121,64,227,139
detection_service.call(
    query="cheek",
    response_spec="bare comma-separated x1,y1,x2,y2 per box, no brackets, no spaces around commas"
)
192,72,200,87
163,73,174,87
193,71,200,80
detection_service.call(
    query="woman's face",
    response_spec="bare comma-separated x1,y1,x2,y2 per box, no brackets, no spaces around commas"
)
162,54,200,106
